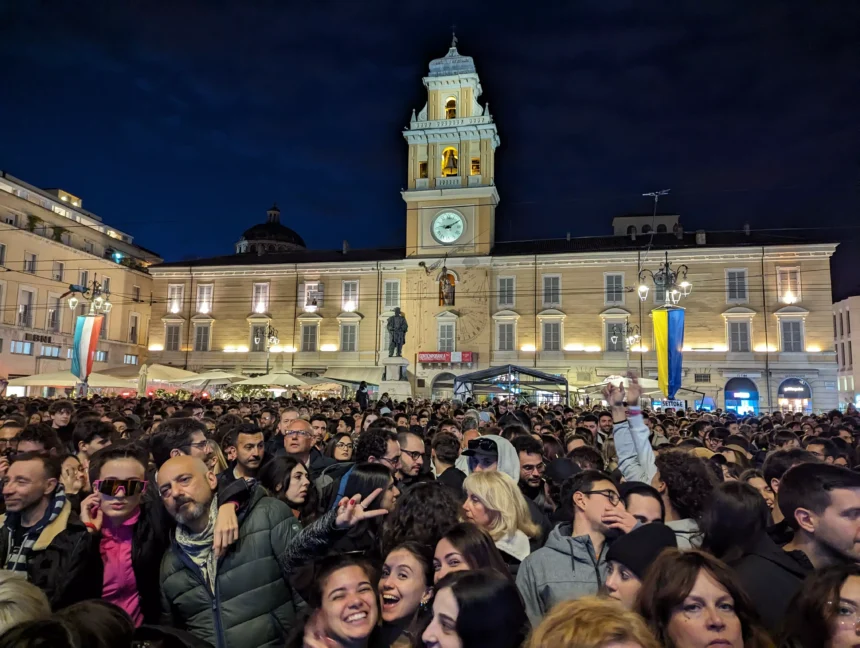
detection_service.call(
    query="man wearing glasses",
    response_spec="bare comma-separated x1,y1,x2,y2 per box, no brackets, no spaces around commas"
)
512,436,549,513
150,418,215,471
516,469,636,626
282,419,335,480
395,430,426,489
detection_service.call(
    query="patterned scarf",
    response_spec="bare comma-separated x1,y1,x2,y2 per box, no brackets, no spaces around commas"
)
4,484,67,573
174,496,218,593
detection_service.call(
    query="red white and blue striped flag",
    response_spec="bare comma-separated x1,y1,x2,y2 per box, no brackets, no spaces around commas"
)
71,315,104,382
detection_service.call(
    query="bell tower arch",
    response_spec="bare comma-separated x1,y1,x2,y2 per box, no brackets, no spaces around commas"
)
402,37,500,257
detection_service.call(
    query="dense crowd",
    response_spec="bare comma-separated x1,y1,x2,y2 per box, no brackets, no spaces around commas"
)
0,377,859,648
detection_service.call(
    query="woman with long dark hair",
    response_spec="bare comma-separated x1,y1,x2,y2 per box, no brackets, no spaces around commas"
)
257,455,319,525
423,569,528,648
325,432,355,462
637,549,773,648
378,542,435,648
780,563,860,648
433,522,513,584
331,463,399,560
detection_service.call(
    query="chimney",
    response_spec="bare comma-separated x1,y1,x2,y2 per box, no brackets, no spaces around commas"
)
566,232,571,241
342,240,350,255
743,223,750,236
695,230,707,245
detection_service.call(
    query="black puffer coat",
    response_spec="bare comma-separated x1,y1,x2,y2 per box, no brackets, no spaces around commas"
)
160,490,308,648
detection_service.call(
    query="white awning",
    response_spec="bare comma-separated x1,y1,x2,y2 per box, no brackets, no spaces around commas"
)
6,371,133,388
322,367,384,385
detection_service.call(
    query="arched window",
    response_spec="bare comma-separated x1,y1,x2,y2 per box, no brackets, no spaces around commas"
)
445,97,457,119
627,225,637,235
441,147,459,177
642,224,652,234
657,224,667,233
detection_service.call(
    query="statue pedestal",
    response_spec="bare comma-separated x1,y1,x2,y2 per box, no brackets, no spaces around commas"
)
379,357,413,399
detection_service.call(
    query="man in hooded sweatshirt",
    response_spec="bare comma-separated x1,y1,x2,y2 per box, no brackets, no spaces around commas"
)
458,435,551,548
516,469,636,627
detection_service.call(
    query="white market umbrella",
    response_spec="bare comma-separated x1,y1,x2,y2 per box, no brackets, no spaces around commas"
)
102,363,199,383
7,371,134,389
177,371,245,386
234,370,320,388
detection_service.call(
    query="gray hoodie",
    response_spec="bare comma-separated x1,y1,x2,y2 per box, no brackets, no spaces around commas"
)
454,435,520,481
516,522,609,627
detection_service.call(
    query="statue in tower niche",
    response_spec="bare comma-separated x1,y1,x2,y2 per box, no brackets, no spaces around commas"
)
387,307,408,358
439,268,456,306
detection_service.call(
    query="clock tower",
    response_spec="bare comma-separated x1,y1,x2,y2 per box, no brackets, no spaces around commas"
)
402,37,500,257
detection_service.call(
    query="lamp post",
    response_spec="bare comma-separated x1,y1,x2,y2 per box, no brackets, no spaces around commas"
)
66,279,113,317
65,279,113,397
254,323,279,374
610,322,641,370
637,251,692,306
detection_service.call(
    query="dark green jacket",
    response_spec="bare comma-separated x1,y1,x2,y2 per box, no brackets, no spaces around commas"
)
159,490,306,648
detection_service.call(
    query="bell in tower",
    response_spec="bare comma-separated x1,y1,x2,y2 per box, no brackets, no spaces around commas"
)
266,203,280,223
441,148,459,177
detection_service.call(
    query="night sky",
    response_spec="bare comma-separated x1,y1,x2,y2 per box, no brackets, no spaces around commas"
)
2,2,859,297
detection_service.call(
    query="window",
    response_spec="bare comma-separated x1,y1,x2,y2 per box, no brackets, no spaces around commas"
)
102,277,110,295
94,350,108,363
168,284,184,314
196,284,213,314
850,341,854,366
84,241,94,254
383,280,400,309
441,147,458,177
835,314,839,338
17,289,34,327
726,269,748,303
627,225,637,236
604,273,624,305
657,224,667,233
47,297,61,332
418,162,428,179
471,158,481,175
301,323,318,352
342,281,359,311
445,97,457,119
848,311,852,335
10,341,33,355
0,243,5,266
654,281,666,304
781,320,803,352
497,322,515,351
165,324,181,352
194,324,211,352
123,354,138,365
129,313,139,344
24,253,36,274
132,285,141,302
542,275,561,307
694,373,711,384
542,321,561,351
840,313,845,337
438,322,455,352
728,321,751,352
605,322,626,352
52,261,64,282
99,313,108,339
80,270,89,289
341,323,357,352
498,277,515,308
303,282,324,310
841,343,846,367
3,214,17,227
253,283,269,313
777,267,802,304
40,345,61,358
250,324,267,352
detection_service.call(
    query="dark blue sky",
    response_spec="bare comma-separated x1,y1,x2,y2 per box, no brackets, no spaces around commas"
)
2,1,859,297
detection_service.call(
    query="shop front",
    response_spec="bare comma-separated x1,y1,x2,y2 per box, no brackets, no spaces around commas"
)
778,377,812,413
724,377,759,415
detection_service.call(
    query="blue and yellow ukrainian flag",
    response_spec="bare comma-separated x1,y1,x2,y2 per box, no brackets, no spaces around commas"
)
653,308,685,399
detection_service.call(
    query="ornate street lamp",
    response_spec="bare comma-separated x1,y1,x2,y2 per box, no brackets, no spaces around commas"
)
610,322,641,369
638,252,692,305
65,279,113,315
255,323,280,373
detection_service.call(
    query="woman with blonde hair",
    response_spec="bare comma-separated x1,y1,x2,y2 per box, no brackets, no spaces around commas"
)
0,570,51,635
462,470,541,576
527,596,660,648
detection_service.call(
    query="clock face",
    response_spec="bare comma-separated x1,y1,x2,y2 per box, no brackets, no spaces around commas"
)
432,211,465,244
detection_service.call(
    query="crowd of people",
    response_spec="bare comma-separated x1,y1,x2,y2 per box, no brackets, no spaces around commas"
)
0,376,859,648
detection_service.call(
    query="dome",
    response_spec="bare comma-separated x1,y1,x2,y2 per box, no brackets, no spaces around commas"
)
235,203,307,255
428,40,476,78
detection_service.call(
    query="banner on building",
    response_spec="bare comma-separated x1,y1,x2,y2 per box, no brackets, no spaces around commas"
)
71,315,104,382
653,307,685,399
417,351,474,363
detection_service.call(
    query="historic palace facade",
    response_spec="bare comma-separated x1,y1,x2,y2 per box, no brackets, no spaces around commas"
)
144,43,839,412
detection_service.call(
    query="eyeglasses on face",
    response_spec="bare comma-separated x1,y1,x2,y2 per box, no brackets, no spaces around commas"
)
285,429,310,438
381,455,401,467
335,442,354,450
522,462,546,474
580,489,621,507
182,440,212,451
93,478,148,497
401,449,423,461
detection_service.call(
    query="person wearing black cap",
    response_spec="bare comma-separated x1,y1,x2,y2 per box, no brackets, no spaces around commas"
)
604,522,677,609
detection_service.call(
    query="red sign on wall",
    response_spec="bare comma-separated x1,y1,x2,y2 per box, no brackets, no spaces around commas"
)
418,351,474,363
